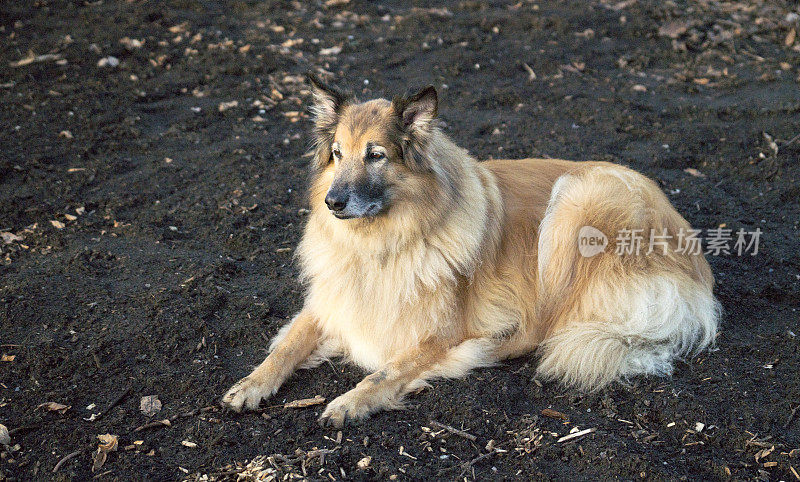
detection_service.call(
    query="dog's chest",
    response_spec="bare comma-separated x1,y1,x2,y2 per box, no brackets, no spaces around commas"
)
304,248,455,371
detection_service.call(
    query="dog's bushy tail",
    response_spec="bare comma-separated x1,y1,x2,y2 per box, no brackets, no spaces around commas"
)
535,165,720,390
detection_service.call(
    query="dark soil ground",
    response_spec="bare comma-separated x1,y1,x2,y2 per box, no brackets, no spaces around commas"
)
2,0,799,480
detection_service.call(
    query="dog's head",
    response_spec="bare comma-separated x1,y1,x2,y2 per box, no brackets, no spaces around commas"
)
306,73,441,220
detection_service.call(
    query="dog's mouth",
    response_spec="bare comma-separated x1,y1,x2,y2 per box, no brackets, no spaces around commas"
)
331,203,383,220
332,210,355,219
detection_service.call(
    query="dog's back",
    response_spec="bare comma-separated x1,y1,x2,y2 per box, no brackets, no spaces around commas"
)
469,158,719,388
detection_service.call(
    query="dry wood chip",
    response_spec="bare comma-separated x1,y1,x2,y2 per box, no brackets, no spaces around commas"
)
684,168,706,178
9,51,63,68
284,395,325,408
542,408,568,420
755,445,774,462
319,46,342,56
168,22,188,33
658,21,691,39
50,220,65,229
218,100,239,112
119,37,144,49
357,456,371,469
786,29,797,47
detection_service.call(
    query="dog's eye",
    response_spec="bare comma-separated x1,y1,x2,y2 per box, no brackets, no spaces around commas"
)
332,148,342,159
367,151,385,161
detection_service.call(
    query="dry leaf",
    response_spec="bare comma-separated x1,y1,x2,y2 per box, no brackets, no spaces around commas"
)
284,395,326,408
50,220,65,229
1,232,22,244
139,395,162,416
1,354,15,362
98,433,119,452
92,433,119,472
0,424,9,445
37,402,71,414
357,456,372,469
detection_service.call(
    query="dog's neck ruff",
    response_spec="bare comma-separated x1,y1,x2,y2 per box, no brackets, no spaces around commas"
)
298,141,502,300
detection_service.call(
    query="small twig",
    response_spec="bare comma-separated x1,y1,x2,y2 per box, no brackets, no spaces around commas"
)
9,423,42,436
557,427,597,443
9,52,63,68
782,132,800,148
53,448,88,473
133,406,216,432
93,387,130,421
284,395,325,409
458,450,498,478
522,62,537,81
784,405,799,429
429,420,477,441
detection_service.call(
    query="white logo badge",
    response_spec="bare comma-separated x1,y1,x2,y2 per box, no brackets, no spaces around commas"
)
578,226,608,257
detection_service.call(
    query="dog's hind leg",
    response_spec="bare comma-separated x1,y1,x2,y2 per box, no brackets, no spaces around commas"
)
319,337,497,428
222,310,321,411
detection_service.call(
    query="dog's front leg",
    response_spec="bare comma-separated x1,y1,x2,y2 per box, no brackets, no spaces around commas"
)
319,337,496,428
222,311,320,411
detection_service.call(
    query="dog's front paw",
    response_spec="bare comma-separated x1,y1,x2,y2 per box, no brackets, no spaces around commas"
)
221,376,278,412
318,390,375,428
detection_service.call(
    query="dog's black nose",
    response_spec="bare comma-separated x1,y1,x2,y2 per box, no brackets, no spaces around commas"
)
325,191,348,211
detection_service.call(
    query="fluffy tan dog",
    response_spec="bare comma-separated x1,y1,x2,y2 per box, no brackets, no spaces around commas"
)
222,75,720,427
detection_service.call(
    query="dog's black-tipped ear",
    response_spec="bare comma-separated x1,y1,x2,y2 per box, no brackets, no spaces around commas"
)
392,86,439,173
392,85,438,132
306,72,347,126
